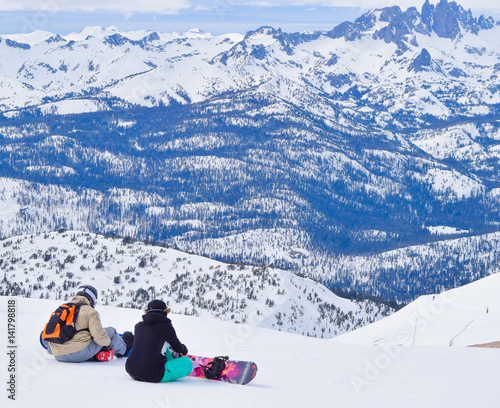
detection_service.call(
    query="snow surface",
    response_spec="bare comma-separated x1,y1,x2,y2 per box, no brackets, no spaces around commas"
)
1,294,500,408
426,225,469,235
336,272,500,347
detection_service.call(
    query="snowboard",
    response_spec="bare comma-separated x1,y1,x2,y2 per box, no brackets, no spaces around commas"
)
40,331,49,349
188,355,258,385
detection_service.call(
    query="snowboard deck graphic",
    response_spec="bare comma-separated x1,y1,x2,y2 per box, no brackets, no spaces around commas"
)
188,355,258,385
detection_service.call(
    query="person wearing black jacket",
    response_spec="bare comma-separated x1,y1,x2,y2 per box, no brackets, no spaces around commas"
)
125,299,193,383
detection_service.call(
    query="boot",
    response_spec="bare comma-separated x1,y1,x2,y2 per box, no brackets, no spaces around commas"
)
117,331,134,357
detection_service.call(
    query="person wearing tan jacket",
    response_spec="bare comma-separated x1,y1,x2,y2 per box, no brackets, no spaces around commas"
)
48,284,133,362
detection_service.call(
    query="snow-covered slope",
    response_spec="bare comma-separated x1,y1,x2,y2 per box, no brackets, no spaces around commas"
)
0,230,392,338
0,297,499,408
335,272,500,347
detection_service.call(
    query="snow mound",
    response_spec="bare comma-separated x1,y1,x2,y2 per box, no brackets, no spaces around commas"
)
336,272,500,347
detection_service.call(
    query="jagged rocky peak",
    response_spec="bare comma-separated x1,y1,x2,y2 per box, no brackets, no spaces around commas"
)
421,0,496,39
419,0,495,38
214,25,308,64
45,34,66,44
409,48,432,72
328,0,497,44
102,31,161,49
244,25,279,39
372,6,414,44
103,33,131,47
142,32,160,43
427,0,465,39
327,4,417,42
243,25,316,55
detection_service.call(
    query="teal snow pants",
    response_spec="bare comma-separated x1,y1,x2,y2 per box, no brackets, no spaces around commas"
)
160,348,193,382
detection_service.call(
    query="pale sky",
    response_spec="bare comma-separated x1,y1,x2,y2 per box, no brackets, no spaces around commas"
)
0,0,498,35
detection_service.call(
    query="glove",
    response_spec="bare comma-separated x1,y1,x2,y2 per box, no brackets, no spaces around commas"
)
179,344,188,356
95,350,114,362
170,344,187,359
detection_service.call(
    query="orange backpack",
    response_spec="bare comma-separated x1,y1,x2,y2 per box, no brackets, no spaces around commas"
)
42,303,86,344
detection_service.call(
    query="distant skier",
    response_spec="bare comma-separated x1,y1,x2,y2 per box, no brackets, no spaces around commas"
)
42,284,133,362
125,299,193,383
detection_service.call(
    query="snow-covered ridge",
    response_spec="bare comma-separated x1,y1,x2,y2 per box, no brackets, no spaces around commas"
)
0,230,392,338
0,26,237,46
336,271,500,347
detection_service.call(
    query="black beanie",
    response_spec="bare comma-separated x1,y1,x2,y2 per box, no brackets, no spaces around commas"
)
146,299,167,313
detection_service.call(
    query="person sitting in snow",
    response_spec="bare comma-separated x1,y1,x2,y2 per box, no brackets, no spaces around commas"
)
45,284,134,362
125,299,193,383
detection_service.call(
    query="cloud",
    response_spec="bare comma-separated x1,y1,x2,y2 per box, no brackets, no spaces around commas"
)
0,0,498,17
207,0,500,12
0,0,191,14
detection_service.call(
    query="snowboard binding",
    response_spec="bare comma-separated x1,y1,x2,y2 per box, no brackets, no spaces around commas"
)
201,356,229,380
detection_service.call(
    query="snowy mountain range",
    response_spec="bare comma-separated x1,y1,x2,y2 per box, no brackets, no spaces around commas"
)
0,1,498,121
1,0,500,302
0,1,497,123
